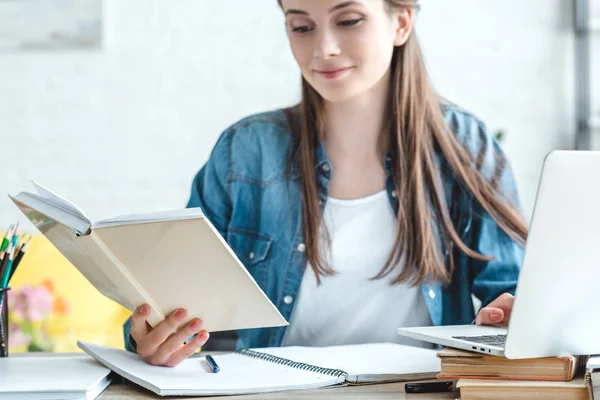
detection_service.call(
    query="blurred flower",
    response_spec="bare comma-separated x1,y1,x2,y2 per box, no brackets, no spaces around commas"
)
40,278,54,294
9,284,53,322
7,289,26,320
6,280,71,352
52,296,69,315
8,323,31,347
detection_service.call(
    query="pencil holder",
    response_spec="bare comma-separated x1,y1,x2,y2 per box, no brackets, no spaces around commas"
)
0,287,9,357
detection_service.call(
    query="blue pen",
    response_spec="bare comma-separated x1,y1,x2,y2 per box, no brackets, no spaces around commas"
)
205,355,220,373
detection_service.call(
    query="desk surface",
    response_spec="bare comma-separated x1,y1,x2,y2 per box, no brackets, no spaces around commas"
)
14,352,457,400
98,380,458,400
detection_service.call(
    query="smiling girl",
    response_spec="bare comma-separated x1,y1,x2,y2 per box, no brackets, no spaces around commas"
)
124,0,527,367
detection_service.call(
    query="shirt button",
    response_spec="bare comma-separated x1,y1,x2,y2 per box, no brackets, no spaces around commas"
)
284,295,293,304
322,164,330,172
297,243,306,253
248,252,255,260
391,190,397,198
428,289,436,299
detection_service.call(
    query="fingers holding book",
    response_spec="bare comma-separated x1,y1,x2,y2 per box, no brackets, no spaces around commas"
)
130,304,151,338
164,331,210,368
130,304,210,367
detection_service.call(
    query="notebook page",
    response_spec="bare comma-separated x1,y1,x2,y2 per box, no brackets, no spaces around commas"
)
0,355,111,396
78,341,345,396
259,343,440,383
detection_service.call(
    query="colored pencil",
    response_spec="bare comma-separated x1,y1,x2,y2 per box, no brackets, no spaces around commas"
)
0,225,13,253
0,243,13,287
8,237,30,284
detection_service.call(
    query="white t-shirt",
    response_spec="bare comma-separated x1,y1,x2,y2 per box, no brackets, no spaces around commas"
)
281,190,433,348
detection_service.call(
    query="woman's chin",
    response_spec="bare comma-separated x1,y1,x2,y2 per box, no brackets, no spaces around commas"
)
314,85,364,104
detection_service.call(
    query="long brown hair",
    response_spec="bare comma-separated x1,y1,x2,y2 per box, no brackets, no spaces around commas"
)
280,0,528,286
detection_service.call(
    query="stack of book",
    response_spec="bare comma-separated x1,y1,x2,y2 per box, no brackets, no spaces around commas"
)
587,356,600,399
436,347,592,399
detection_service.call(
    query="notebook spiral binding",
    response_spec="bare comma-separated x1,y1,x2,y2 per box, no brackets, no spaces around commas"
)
236,349,347,378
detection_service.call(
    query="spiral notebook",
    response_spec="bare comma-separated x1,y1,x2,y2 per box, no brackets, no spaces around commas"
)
77,341,440,396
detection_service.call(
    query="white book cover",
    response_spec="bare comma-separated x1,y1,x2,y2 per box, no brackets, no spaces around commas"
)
0,355,112,400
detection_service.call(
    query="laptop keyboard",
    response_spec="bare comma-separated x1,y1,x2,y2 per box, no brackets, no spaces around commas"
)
452,334,507,348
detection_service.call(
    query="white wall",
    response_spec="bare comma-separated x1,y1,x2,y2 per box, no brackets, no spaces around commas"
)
0,0,586,230
418,0,577,217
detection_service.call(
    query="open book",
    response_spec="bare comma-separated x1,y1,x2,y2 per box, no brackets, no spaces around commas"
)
9,181,287,331
78,341,441,396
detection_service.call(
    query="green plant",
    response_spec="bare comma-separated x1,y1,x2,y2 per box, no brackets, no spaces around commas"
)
494,129,505,142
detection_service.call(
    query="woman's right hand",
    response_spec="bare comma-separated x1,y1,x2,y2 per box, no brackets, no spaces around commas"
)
129,304,210,367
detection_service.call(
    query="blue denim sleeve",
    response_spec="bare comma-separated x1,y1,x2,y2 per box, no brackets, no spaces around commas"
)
122,130,233,352
123,316,137,352
186,130,233,238
467,120,525,308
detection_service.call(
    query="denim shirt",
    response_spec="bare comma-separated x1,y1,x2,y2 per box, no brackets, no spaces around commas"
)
123,104,524,352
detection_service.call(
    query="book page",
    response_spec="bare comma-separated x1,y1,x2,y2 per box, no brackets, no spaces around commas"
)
30,180,91,224
10,193,91,235
9,197,125,307
94,208,205,229
259,343,440,383
78,342,344,396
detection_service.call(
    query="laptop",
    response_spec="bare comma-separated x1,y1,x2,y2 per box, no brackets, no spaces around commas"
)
398,150,600,359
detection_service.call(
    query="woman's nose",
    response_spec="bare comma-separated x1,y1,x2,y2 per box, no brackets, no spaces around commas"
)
314,28,342,59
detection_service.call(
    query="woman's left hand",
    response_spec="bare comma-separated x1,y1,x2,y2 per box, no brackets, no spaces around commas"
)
475,293,514,327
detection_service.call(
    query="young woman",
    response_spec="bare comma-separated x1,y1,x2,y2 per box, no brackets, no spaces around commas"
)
124,0,527,367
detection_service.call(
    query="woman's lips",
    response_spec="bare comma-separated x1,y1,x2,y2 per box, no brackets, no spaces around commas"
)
315,66,353,80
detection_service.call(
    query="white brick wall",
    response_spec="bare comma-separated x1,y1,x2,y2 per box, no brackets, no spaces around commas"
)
418,0,578,219
0,0,588,230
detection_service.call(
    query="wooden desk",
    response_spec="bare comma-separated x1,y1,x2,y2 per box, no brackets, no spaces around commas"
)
99,379,458,400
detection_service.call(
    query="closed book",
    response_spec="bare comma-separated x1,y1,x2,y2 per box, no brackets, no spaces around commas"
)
437,347,583,381
0,355,112,400
457,372,592,400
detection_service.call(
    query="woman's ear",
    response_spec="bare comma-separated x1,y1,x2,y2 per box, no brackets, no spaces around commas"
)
393,8,414,46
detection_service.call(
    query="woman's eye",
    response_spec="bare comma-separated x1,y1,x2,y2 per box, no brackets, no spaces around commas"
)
292,26,313,33
339,18,363,26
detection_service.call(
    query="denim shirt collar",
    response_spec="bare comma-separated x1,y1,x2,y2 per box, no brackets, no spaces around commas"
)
314,142,329,171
